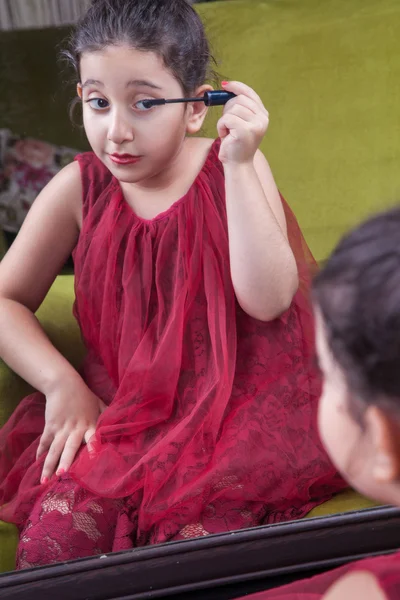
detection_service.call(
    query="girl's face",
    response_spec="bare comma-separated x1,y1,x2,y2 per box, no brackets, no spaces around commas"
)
315,309,400,506
78,45,207,185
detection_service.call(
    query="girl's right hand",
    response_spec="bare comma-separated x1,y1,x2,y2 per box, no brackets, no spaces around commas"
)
37,378,106,484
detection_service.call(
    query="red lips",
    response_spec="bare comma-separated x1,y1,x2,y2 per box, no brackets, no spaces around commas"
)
110,153,141,165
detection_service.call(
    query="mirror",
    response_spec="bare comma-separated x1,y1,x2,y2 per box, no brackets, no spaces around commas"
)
1,0,399,583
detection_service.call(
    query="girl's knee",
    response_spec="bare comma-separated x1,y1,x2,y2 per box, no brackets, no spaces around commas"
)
16,479,118,568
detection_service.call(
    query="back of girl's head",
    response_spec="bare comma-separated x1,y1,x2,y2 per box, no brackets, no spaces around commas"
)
64,0,216,94
313,207,400,413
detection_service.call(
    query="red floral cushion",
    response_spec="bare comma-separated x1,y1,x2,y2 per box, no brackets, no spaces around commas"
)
0,130,79,233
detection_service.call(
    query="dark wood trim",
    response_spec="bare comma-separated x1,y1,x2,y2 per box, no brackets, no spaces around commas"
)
1,506,400,599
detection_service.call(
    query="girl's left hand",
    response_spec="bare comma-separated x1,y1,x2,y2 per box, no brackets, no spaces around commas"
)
217,81,269,165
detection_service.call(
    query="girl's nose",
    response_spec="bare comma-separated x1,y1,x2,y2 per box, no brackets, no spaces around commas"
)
107,111,134,145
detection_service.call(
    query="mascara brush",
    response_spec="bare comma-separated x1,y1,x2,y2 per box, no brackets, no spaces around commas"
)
139,90,236,109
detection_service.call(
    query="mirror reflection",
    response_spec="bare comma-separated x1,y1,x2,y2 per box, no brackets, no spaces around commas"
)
0,0,396,576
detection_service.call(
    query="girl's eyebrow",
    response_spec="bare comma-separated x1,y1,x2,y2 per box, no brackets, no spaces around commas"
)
81,79,104,89
126,79,162,90
81,79,162,90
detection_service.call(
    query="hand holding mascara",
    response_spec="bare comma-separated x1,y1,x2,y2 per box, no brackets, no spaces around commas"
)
216,80,270,165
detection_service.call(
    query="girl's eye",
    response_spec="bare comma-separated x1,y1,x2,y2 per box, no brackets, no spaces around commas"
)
87,98,109,110
134,100,153,112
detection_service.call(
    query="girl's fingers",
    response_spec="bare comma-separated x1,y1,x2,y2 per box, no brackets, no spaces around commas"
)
36,430,53,460
225,94,268,118
84,426,97,454
217,114,244,141
222,81,264,108
41,435,66,483
218,113,264,140
56,432,85,475
225,104,260,124
217,115,233,140
217,116,231,139
84,426,96,445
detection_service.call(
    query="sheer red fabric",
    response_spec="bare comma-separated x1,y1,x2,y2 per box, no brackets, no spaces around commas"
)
235,551,400,599
0,139,345,567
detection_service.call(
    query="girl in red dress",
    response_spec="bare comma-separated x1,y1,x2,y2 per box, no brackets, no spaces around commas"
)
238,208,400,599
0,0,343,569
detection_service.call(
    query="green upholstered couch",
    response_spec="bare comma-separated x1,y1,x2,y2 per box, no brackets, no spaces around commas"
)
2,0,399,572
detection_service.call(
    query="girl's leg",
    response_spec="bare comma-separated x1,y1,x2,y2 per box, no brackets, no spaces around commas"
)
16,474,130,569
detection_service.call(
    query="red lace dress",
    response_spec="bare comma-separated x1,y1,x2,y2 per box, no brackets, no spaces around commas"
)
237,551,400,599
0,139,345,568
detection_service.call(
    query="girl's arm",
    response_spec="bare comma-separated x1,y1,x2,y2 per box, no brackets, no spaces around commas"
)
218,81,298,322
0,162,103,481
0,163,81,391
323,571,386,600
224,150,297,321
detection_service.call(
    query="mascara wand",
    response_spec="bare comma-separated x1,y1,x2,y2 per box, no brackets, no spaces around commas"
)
140,90,236,109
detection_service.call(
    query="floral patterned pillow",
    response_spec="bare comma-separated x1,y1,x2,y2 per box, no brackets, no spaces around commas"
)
0,129,79,233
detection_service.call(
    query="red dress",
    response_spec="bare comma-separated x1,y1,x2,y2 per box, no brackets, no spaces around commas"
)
237,551,400,599
0,139,344,568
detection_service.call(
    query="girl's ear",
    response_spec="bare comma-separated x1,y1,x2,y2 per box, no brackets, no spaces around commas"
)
77,83,83,99
186,84,213,135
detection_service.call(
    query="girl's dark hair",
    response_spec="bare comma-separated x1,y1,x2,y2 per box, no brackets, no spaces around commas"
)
313,207,400,412
63,0,217,95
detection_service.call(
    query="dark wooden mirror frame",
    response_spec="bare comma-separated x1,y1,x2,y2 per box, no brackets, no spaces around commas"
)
1,505,400,600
